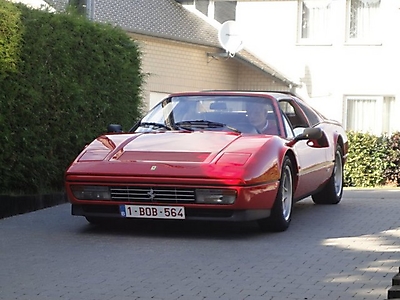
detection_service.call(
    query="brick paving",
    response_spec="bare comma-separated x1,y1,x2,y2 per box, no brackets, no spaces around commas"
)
0,189,399,300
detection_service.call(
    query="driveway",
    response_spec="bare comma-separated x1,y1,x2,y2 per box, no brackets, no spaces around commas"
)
0,189,399,300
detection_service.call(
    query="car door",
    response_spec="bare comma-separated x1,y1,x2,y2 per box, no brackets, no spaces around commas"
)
279,99,331,199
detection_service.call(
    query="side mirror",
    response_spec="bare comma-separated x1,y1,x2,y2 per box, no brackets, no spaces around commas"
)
286,127,323,147
107,124,123,133
296,127,322,141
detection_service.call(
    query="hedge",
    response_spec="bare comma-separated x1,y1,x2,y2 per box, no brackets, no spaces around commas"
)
0,0,22,79
344,131,400,188
0,1,144,195
1,1,399,196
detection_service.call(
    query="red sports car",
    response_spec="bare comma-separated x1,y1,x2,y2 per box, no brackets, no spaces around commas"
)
65,91,348,232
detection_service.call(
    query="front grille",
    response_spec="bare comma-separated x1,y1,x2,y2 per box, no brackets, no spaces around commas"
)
110,187,196,203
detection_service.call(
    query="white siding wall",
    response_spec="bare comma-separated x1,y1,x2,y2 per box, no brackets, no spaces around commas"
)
237,0,400,133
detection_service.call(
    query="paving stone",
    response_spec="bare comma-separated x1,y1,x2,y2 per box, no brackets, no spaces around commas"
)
0,189,400,300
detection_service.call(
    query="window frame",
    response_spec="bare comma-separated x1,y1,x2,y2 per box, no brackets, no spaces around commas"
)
345,0,382,45
194,0,237,23
297,0,333,46
344,95,395,135
278,99,310,130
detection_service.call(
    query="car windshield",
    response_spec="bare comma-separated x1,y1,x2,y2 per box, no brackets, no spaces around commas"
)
135,95,279,135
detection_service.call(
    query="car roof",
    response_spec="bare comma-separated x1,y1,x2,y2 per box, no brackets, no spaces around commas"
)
166,90,322,118
168,90,298,100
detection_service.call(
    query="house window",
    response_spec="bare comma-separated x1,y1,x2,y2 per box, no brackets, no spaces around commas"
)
345,96,395,135
214,1,237,23
195,0,209,16
193,0,236,23
298,0,332,44
68,0,92,18
346,0,381,43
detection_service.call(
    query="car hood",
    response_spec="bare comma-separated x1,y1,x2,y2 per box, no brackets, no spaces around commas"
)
79,131,247,162
66,131,279,184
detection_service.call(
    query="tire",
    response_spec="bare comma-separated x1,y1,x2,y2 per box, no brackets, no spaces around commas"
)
258,157,294,232
312,145,343,205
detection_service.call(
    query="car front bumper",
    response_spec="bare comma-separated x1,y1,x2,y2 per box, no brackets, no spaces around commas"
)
71,204,271,222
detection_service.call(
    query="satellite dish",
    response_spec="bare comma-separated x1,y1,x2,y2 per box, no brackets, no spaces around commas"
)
218,21,245,57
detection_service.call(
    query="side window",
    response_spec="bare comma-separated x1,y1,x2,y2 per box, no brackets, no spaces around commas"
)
282,114,295,139
279,100,309,129
295,101,321,126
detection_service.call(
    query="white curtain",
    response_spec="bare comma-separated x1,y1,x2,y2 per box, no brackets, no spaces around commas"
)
301,0,332,40
303,0,332,9
382,97,395,135
360,0,380,4
347,98,377,134
349,0,381,40
347,96,395,135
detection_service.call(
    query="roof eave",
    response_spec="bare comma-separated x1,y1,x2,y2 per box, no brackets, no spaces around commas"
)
122,27,219,49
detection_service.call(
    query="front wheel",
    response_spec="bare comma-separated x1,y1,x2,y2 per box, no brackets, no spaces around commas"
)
312,145,343,204
258,157,294,232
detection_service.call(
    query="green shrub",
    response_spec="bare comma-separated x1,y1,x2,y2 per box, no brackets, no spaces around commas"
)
0,1,144,194
384,131,400,186
344,131,389,187
0,0,23,79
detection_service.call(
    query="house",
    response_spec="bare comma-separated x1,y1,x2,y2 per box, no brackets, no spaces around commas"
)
169,0,399,135
16,0,394,135
38,0,298,110
234,0,399,135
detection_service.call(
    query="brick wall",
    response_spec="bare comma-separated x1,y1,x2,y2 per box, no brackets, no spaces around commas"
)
129,34,287,110
237,64,287,91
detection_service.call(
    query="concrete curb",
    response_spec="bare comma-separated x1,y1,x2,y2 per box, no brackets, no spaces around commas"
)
0,193,68,219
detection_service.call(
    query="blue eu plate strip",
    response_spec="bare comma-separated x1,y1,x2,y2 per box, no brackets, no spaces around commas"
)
119,205,126,217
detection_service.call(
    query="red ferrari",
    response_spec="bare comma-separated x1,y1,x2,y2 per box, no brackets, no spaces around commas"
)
65,91,348,232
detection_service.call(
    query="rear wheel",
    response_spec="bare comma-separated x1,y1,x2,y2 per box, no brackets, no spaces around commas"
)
258,157,294,232
312,145,343,204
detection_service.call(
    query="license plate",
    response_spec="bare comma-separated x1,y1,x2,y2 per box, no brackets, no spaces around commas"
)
120,205,185,219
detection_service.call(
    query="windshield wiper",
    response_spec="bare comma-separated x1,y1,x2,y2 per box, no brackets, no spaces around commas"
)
175,120,241,133
140,122,172,130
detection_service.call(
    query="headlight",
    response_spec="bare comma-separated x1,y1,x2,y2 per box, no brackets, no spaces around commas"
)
216,153,251,166
71,185,111,200
195,189,236,204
